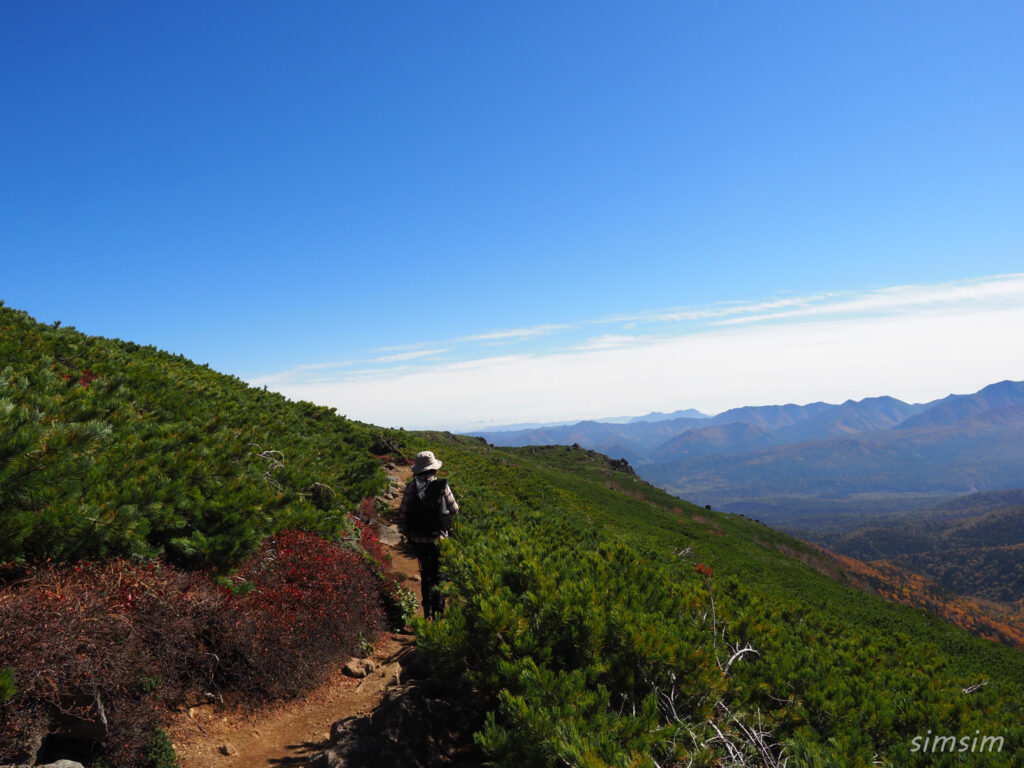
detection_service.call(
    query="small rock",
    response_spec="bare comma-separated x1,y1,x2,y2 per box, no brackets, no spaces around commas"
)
343,658,376,678
408,573,421,582
384,462,396,470
355,662,401,696
219,743,238,757
187,703,213,720
376,524,403,547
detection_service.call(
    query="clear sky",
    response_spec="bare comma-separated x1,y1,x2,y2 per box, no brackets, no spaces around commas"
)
3,2,1023,429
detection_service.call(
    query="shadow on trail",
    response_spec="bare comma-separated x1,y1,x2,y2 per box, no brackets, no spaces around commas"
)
267,736,330,766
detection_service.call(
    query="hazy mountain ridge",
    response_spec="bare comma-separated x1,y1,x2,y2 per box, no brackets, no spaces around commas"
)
628,407,709,423
473,415,710,454
645,412,1024,500
708,401,834,430
656,421,780,459
767,395,927,443
896,379,1024,430
473,383,1024,493
460,407,709,434
472,381,1024,464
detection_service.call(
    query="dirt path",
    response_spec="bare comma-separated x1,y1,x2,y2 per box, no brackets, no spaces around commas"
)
169,462,418,768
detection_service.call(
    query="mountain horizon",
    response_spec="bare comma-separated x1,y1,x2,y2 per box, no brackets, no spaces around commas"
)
469,378,1024,528
467,379,1024,453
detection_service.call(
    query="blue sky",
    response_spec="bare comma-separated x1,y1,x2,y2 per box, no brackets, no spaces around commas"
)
3,2,1023,429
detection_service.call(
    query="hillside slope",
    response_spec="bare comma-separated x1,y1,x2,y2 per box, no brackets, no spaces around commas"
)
805,491,1024,614
0,302,386,568
409,435,1022,766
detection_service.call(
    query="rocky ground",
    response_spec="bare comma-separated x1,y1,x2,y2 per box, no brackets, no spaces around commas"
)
168,631,416,768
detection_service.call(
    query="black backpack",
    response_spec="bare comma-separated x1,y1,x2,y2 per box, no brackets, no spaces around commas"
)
406,478,451,538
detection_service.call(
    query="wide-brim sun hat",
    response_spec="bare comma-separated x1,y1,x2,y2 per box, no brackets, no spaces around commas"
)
411,450,442,474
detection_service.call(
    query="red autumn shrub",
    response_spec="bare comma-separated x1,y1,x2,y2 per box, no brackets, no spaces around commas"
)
0,560,223,765
355,518,391,569
695,562,715,578
214,530,385,699
0,529,388,766
357,495,377,519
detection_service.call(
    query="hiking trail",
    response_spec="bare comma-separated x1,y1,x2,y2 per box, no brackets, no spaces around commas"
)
168,461,419,768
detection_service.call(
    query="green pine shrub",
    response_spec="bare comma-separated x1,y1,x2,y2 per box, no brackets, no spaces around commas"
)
0,303,385,570
0,667,16,703
143,727,178,768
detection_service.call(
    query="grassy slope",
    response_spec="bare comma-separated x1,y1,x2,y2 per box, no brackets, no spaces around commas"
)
413,434,1022,766
459,440,1023,684
0,302,387,568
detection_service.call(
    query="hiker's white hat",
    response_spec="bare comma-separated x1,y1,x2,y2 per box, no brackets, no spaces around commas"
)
411,450,442,474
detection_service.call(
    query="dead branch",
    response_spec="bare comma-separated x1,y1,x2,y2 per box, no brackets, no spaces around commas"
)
722,644,760,675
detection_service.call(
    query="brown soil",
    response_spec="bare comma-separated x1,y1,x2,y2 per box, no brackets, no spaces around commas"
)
168,462,420,768
607,480,647,501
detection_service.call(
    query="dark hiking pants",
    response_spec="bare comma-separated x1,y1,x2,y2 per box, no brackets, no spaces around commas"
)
413,540,445,619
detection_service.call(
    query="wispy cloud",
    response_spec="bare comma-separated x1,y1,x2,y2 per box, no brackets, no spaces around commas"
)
597,295,825,325
250,274,1024,429
573,334,644,351
454,324,571,343
246,359,352,386
369,348,449,363
716,274,1024,326
371,322,570,354
375,341,438,353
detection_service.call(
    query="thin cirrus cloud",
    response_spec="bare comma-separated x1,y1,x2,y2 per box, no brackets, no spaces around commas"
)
454,324,572,343
369,348,450,363
572,334,645,351
358,324,570,358
250,274,1024,430
597,295,825,325
715,273,1024,327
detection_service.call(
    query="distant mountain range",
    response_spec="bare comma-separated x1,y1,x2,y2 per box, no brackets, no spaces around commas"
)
458,407,708,434
470,380,1024,527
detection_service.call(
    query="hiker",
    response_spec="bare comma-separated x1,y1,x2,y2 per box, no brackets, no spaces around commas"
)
400,450,459,619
